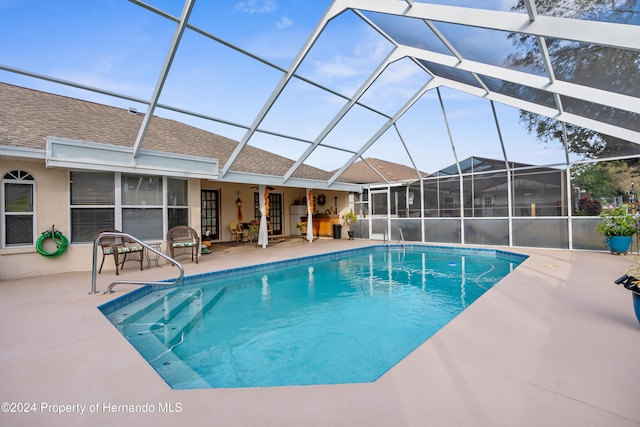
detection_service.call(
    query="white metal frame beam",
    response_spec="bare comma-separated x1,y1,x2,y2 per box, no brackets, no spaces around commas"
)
220,1,348,178
282,48,404,183
345,0,640,51
427,74,640,144
131,0,195,158
397,45,640,116
328,78,439,185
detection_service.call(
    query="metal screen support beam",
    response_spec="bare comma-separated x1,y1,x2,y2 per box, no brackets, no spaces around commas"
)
220,1,347,178
490,100,514,246
328,78,438,186
132,0,195,158
283,48,401,183
392,123,422,180
435,86,464,241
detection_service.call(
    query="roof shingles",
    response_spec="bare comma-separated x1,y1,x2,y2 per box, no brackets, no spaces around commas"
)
0,83,333,181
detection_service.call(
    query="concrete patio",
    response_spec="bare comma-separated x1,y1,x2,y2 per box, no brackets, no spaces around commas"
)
0,238,639,426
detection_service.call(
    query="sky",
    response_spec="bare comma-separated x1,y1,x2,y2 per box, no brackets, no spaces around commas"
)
0,0,579,175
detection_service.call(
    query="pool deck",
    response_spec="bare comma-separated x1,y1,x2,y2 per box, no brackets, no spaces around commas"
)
1,238,639,426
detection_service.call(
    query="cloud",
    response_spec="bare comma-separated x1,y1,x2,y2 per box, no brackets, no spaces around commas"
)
234,0,276,14
276,16,293,29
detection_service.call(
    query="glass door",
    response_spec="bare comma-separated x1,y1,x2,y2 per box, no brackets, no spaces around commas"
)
253,191,283,236
269,193,282,235
201,189,220,240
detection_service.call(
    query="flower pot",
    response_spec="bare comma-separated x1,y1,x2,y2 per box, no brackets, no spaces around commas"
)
614,274,640,324
347,230,355,240
606,236,632,254
633,292,640,324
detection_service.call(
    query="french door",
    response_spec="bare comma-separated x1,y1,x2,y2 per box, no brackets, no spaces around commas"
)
254,192,282,236
201,189,220,240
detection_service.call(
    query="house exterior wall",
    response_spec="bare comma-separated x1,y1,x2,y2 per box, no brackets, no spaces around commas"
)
0,159,84,280
0,158,351,280
205,182,348,243
0,158,202,280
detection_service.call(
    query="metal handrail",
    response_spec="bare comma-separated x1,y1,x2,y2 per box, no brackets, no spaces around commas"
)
398,228,405,248
384,228,390,250
90,231,184,295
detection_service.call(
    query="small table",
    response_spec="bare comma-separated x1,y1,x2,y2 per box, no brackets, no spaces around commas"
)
146,243,163,269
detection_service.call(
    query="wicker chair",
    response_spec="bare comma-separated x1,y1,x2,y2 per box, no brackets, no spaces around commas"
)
267,221,275,241
94,229,144,275
167,226,200,264
229,220,248,245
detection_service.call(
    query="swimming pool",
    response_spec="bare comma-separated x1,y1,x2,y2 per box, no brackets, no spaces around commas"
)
100,245,527,389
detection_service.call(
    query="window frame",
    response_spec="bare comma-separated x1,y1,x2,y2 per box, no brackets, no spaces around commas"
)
68,171,190,243
1,170,36,248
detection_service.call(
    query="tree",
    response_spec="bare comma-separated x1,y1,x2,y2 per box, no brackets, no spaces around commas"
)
571,162,626,198
507,0,640,161
507,1,639,196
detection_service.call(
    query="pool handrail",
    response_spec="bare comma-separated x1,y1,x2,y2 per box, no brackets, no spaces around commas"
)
398,228,405,248
90,231,184,295
384,228,390,250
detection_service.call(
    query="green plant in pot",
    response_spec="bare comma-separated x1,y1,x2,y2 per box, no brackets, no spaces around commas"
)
596,205,638,254
248,220,260,242
341,210,358,240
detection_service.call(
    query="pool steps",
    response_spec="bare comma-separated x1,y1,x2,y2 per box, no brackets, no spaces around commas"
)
111,286,225,348
104,286,227,389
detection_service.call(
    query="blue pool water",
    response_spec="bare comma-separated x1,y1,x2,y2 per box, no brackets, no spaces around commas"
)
100,245,526,389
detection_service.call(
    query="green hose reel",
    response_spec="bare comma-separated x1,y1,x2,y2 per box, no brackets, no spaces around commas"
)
36,226,69,258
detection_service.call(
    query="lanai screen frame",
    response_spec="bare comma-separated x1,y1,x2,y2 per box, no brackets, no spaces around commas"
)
1,0,639,250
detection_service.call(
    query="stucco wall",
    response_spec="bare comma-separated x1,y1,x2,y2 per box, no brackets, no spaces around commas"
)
0,159,350,279
0,159,83,280
204,182,348,243
0,159,205,280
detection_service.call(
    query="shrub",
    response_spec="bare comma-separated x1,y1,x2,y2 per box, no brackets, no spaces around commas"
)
576,196,602,216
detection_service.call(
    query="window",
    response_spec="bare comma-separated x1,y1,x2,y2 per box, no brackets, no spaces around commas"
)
69,171,189,243
2,170,35,247
168,178,189,230
121,174,163,240
70,171,115,242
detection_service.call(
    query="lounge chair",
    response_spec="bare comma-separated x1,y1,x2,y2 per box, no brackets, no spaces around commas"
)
167,226,200,263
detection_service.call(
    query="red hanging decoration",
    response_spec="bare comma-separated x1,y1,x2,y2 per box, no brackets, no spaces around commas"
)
236,197,243,222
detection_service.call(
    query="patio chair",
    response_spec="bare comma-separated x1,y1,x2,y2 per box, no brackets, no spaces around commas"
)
267,221,275,242
167,226,200,264
94,229,144,275
229,220,248,245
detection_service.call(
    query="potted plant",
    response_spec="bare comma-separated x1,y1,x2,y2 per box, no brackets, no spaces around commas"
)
248,220,260,243
296,221,307,234
596,204,638,254
341,210,358,240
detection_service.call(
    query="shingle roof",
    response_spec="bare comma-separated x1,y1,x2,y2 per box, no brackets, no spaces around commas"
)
0,82,334,181
335,158,426,184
